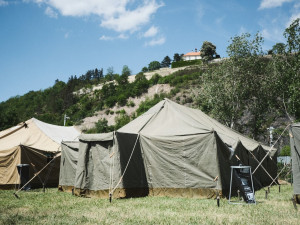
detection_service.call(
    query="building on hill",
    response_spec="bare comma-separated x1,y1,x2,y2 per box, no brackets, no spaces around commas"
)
182,48,202,61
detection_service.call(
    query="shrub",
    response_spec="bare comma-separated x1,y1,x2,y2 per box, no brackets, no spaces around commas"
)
279,145,291,156
171,60,202,68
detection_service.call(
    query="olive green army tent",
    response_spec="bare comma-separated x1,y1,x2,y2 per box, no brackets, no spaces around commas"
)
290,123,300,202
0,118,80,189
66,99,277,199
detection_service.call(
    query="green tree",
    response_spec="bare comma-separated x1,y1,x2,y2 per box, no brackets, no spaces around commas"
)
141,66,148,72
200,41,216,61
282,18,300,118
198,33,273,137
161,56,171,68
173,53,182,62
117,65,131,86
148,61,161,71
105,66,114,81
227,33,263,58
271,42,286,55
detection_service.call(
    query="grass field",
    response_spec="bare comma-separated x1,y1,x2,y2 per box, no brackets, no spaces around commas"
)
0,185,299,225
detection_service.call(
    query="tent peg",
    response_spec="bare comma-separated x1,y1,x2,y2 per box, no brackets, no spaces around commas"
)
109,193,112,203
265,190,268,199
13,193,20,199
292,196,297,210
217,196,220,207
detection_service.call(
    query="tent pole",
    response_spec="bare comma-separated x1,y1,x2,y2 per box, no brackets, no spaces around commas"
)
252,124,290,175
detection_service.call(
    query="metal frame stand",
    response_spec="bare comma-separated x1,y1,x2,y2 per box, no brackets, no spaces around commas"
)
228,166,256,204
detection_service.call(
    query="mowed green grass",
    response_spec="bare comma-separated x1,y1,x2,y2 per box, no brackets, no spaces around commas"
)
0,185,299,225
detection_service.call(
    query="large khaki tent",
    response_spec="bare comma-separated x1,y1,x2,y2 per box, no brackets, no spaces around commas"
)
0,118,80,189
59,99,277,199
290,123,300,201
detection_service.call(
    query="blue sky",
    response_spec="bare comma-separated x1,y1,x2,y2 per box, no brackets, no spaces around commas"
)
0,0,299,102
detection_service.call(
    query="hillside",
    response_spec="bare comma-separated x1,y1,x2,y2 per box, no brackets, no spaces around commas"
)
1,25,299,154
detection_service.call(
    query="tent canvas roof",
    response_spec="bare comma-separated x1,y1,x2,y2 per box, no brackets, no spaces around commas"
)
0,118,81,152
118,98,273,153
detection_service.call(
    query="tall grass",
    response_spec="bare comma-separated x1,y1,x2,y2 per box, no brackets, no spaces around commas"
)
0,185,299,225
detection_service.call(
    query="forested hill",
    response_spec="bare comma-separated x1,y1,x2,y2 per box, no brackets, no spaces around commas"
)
0,19,299,147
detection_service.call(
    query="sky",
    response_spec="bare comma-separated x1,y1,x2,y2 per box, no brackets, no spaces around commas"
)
0,0,299,103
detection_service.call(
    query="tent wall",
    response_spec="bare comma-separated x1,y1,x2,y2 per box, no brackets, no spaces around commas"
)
215,133,233,197
74,136,118,198
59,142,79,192
0,146,21,189
20,146,60,188
139,132,221,198
0,146,60,189
290,124,300,197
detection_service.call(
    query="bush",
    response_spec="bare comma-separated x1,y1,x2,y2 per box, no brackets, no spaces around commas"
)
171,60,202,68
126,101,135,107
279,145,291,156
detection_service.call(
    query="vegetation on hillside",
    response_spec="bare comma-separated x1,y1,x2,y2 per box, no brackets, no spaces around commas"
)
0,18,299,143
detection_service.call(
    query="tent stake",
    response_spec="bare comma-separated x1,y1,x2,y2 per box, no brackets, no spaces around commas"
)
268,186,270,193
109,193,112,203
292,196,297,210
13,193,20,199
265,190,268,199
217,196,220,207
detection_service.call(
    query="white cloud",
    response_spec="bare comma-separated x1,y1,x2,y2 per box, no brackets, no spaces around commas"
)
261,28,285,42
286,3,300,27
99,35,114,41
145,36,165,46
99,34,129,41
286,12,300,27
0,0,8,6
118,34,129,39
45,6,58,18
28,0,164,33
143,26,158,37
259,0,293,10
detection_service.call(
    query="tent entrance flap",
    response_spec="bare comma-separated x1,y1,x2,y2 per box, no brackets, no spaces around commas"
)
116,132,149,198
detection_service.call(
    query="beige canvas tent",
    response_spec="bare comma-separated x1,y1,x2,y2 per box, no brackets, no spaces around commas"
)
60,99,277,199
0,118,80,189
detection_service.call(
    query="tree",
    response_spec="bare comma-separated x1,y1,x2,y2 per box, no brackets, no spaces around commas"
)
116,65,131,86
105,66,114,81
282,18,300,117
198,33,273,137
271,43,286,55
161,56,171,68
173,53,181,62
200,41,216,61
141,66,148,72
226,33,263,58
94,68,99,80
148,61,161,71
284,18,300,54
